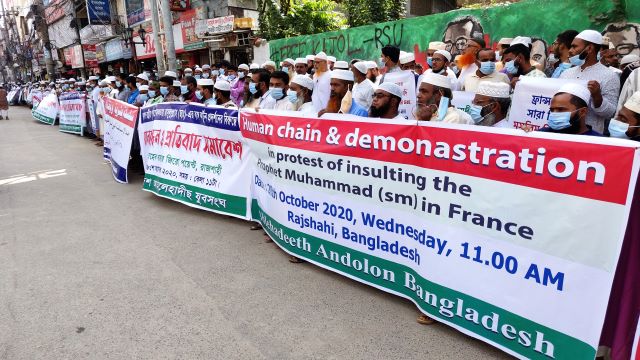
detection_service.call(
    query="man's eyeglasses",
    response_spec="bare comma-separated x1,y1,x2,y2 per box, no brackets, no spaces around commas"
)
372,92,390,99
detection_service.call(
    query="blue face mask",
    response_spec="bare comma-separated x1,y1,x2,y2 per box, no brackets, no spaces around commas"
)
469,103,492,123
270,87,284,100
227,74,236,81
195,90,203,100
249,82,258,94
282,67,289,74
427,57,433,68
238,71,245,79
138,94,149,102
437,95,449,121
148,90,156,98
596,52,601,62
180,85,188,95
287,89,298,104
547,111,573,130
479,61,496,75
116,81,122,88
504,60,518,75
195,75,202,80
219,69,225,76
608,119,639,138
160,86,169,96
569,52,586,67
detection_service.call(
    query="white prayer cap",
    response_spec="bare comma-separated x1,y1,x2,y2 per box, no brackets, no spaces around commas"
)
238,63,250,71
421,72,452,89
164,70,177,78
68,78,76,82
476,82,511,99
327,56,336,63
510,36,532,47
555,83,591,104
139,85,149,91
428,41,446,50
334,60,349,69
197,78,214,86
305,55,315,61
283,58,295,66
376,82,403,98
291,74,314,90
315,51,328,61
353,61,368,74
194,67,203,73
498,38,513,45
106,76,116,83
623,91,640,114
202,64,211,70
173,80,182,87
331,69,354,82
214,80,231,91
621,54,640,66
137,73,149,81
249,63,260,69
88,75,99,81
576,29,603,45
434,49,452,62
184,67,193,73
76,81,86,86
399,52,415,64
294,57,307,65
263,60,276,68
99,80,109,86
364,61,378,69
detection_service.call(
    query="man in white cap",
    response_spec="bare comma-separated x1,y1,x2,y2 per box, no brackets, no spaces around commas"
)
333,60,349,70
294,58,309,76
351,61,375,111
196,78,216,106
462,47,510,92
327,56,336,70
194,67,203,80
399,51,417,72
365,61,380,85
370,82,404,120
183,67,193,79
214,80,236,108
320,69,368,117
496,38,513,60
560,29,620,134
426,41,446,70
287,74,315,114
134,84,150,107
609,91,640,140
281,58,295,74
420,50,457,90
470,82,512,127
620,54,640,70
312,51,332,112
305,55,315,75
416,73,473,124
249,63,260,72
262,61,276,73
539,83,600,135
201,64,212,79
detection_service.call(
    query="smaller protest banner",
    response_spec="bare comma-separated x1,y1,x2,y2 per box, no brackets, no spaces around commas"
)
507,77,587,131
382,70,417,119
59,92,87,135
452,91,475,116
87,97,97,133
103,97,139,183
32,93,59,125
31,90,43,109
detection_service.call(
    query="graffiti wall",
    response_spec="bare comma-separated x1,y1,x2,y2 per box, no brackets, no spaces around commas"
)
268,0,640,65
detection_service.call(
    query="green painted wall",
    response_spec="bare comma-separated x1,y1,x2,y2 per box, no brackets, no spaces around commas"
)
268,0,640,65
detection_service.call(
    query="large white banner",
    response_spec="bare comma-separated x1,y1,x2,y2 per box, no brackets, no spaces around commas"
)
32,93,59,125
103,97,139,183
58,92,87,135
138,103,252,219
241,112,640,360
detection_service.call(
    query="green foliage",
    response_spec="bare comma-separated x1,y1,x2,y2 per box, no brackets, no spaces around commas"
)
343,0,407,28
258,0,346,40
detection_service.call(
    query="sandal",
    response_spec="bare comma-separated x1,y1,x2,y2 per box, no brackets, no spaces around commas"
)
417,314,436,325
289,256,305,263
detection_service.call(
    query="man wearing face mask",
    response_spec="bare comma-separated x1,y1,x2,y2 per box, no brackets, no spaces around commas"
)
244,69,275,110
181,76,199,103
135,85,149,107
115,74,130,102
469,82,512,127
269,71,293,111
462,48,510,92
369,82,404,120
351,61,375,111
183,67,193,79
194,67,203,80
416,73,474,124
609,91,640,140
201,64,212,79
560,30,620,134
379,45,402,84
502,43,547,83
312,51,332,112
126,76,140,105
539,83,601,136
158,76,175,101
319,69,368,117
144,82,163,106
287,74,315,113
196,78,216,106
281,58,295,75
231,64,249,106
421,50,457,90
426,41,446,70
213,80,236,108
550,30,579,78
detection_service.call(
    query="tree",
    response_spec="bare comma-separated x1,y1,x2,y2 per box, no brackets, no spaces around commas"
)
342,0,407,28
258,0,346,40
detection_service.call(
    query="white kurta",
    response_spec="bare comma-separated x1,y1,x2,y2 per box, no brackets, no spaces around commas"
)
352,78,374,110
312,70,332,112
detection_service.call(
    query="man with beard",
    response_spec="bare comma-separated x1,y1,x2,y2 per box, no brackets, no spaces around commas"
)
420,50,457,90
455,37,484,91
426,41,446,70
365,61,380,85
551,30,579,78
312,51,332,112
469,82,512,127
287,74,315,114
609,91,640,140
416,73,473,125
244,69,276,110
369,82,404,120
539,83,601,136
319,69,368,117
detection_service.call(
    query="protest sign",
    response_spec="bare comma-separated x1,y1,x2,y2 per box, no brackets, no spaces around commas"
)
31,90,43,109
241,112,640,360
103,97,139,183
87,97,97,132
382,71,416,120
507,77,587,130
138,103,251,219
452,91,475,116
32,93,59,125
58,92,87,135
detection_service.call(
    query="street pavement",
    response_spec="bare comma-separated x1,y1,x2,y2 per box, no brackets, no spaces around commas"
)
0,106,511,359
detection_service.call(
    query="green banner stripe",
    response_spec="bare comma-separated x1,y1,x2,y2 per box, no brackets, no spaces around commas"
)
143,173,247,217
32,110,55,125
59,124,83,135
252,200,594,360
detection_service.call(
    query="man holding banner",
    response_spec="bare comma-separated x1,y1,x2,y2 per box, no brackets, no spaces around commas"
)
540,83,601,136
